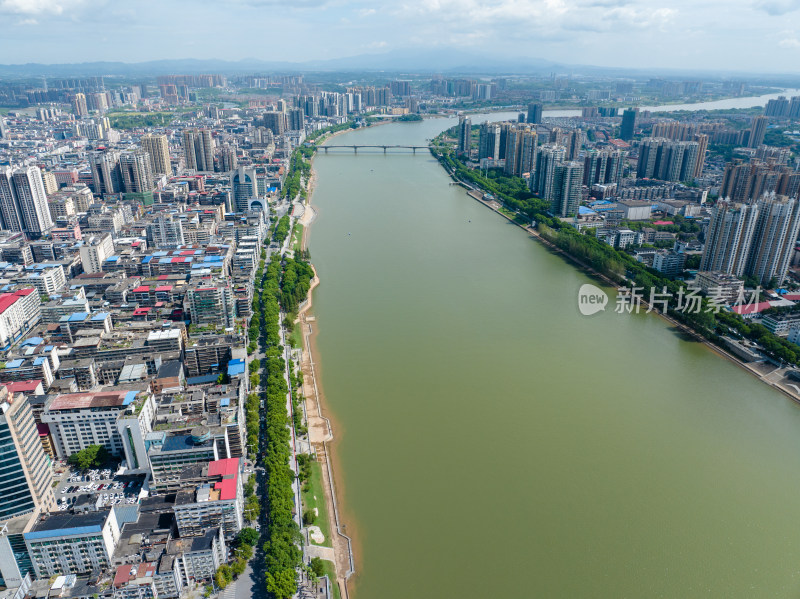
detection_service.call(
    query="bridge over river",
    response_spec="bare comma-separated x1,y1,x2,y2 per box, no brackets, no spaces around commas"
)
321,145,429,153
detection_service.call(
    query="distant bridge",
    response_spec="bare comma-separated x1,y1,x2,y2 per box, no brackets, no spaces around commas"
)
321,145,429,154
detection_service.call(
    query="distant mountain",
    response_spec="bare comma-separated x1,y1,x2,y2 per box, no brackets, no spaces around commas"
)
0,51,562,78
0,50,798,80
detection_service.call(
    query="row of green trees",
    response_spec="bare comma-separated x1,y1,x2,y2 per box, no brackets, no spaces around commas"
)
279,256,314,315
432,139,800,368
273,216,292,246
283,151,312,201
254,246,302,599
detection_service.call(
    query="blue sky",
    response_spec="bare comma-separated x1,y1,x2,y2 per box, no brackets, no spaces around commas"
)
1,0,800,72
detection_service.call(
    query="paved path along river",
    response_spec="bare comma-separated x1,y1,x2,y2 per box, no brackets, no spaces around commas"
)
308,107,800,598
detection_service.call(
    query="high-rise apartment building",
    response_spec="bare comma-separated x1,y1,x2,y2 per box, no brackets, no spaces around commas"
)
140,133,172,176
527,103,543,125
504,127,537,177
72,93,88,117
0,167,54,237
565,129,584,160
0,167,23,232
693,134,708,178
583,149,626,187
183,129,215,172
720,159,799,203
636,138,700,183
531,144,566,200
120,150,154,193
746,193,800,286
700,201,759,277
478,122,501,161
262,112,286,136
0,117,6,139
457,115,472,157
232,166,257,213
0,389,55,521
89,150,122,195
503,128,521,176
219,146,238,173
287,108,304,131
748,116,767,148
620,107,638,141
550,161,584,217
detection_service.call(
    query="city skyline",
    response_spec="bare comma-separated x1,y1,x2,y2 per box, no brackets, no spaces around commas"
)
2,0,800,73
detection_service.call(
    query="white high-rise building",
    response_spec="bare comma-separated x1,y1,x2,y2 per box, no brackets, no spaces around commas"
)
0,167,53,236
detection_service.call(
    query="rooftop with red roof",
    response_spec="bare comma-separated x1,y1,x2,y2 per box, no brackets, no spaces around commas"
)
49,390,135,411
3,379,43,393
732,301,772,315
208,457,239,501
114,563,156,588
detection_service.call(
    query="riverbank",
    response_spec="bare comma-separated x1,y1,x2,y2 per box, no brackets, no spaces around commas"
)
293,125,359,599
458,170,800,405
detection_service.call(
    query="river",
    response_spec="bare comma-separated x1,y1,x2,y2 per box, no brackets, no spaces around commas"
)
537,88,800,117
307,104,800,598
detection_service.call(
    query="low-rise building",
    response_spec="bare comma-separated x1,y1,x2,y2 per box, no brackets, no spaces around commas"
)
173,458,243,540
762,313,800,336
652,251,687,278
694,271,744,305
41,390,145,458
24,509,121,577
166,528,226,586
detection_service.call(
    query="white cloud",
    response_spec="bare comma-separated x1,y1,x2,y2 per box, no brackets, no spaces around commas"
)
779,37,800,47
0,0,67,14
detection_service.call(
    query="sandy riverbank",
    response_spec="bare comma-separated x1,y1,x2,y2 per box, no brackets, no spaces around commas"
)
293,126,361,599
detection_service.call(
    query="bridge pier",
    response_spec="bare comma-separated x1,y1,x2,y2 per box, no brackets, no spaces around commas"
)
383,146,387,154
412,147,416,154
354,147,357,154
324,147,328,154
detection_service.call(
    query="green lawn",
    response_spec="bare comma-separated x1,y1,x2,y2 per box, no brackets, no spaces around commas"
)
292,224,304,253
319,560,340,599
497,206,529,225
290,326,303,349
301,459,333,548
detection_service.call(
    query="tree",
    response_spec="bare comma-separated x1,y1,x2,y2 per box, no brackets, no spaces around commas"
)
235,543,253,562
231,558,247,577
236,527,260,547
244,494,261,521
67,445,109,470
265,569,297,599
309,557,325,579
215,565,232,589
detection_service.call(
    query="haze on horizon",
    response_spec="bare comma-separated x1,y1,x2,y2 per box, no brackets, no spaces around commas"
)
1,0,800,73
